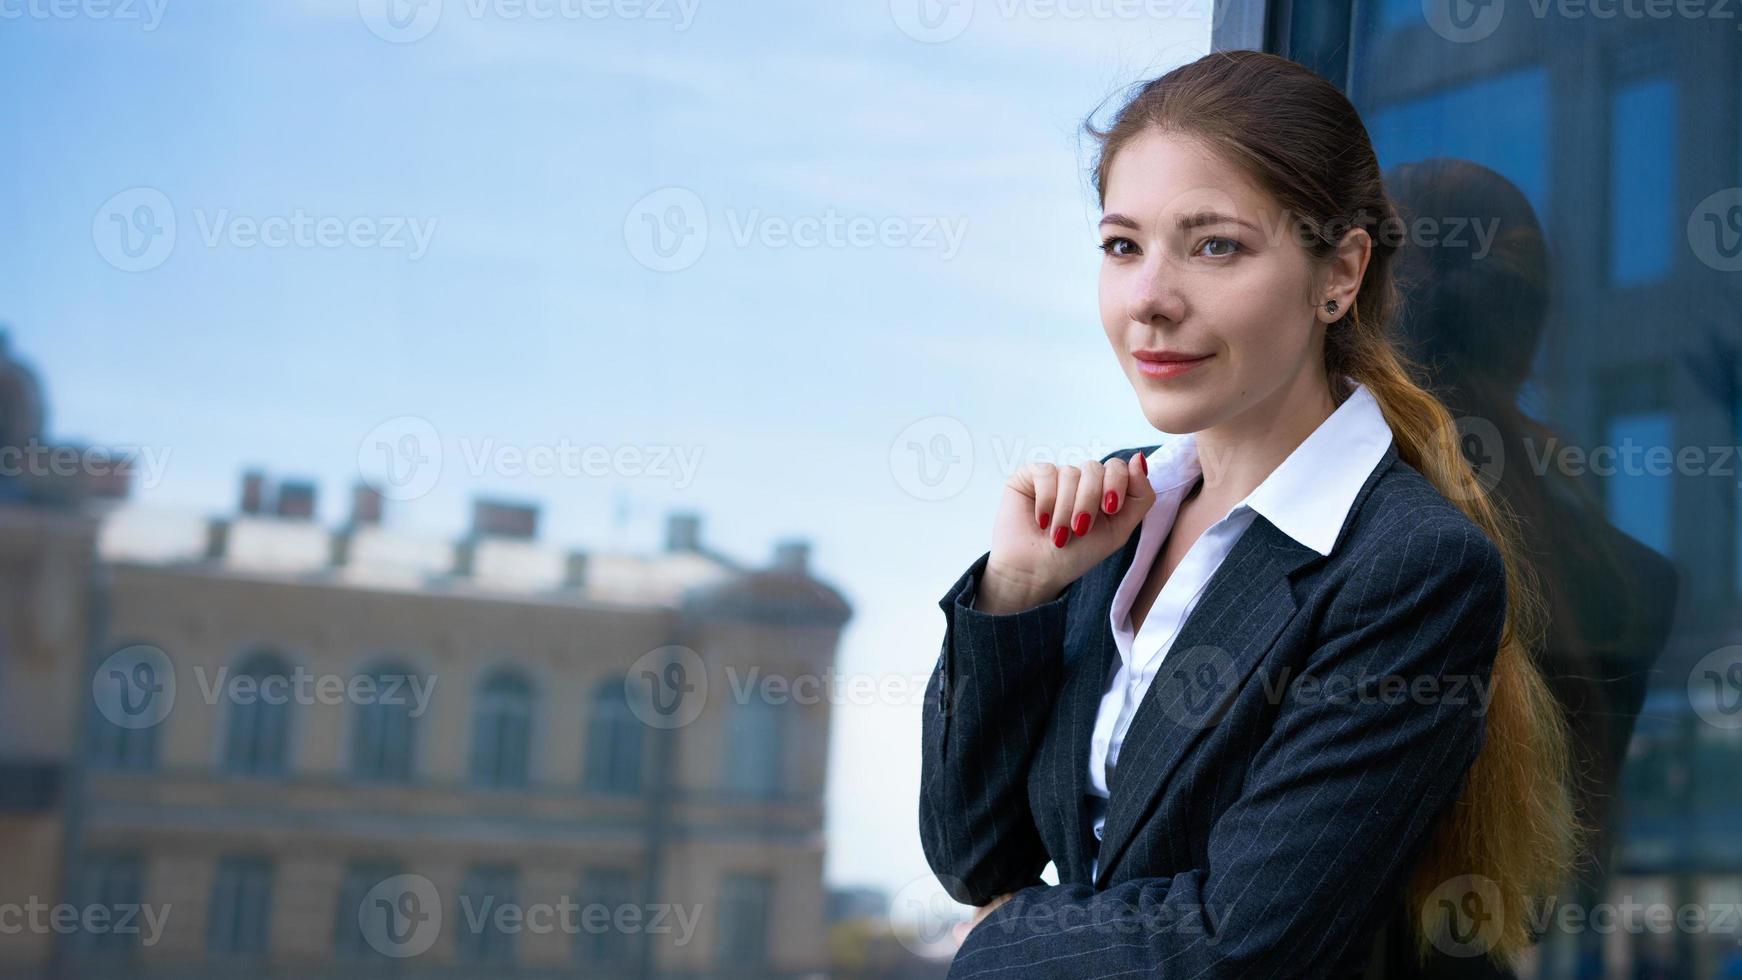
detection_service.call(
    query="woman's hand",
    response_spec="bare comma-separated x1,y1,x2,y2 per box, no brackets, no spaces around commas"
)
978,453,1158,614
953,891,1017,944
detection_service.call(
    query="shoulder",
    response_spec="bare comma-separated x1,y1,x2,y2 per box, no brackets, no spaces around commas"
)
1332,454,1507,616
1351,454,1500,560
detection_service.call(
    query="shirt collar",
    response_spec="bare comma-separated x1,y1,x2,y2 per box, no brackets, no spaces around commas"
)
1139,378,1394,557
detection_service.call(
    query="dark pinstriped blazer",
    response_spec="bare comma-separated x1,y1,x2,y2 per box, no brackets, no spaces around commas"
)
919,441,1509,979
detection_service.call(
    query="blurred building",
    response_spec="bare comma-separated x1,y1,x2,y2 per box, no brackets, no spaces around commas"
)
0,332,111,976
0,335,852,979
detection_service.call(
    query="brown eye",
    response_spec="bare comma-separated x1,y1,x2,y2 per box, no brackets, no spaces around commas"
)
1098,236,1138,257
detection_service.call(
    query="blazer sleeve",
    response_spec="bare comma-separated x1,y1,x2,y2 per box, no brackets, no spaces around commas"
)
920,548,1073,908
945,520,1510,979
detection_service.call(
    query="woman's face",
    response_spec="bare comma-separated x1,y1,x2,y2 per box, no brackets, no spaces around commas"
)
1098,128,1327,436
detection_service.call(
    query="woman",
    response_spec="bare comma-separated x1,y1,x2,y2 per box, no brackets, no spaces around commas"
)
918,50,1579,979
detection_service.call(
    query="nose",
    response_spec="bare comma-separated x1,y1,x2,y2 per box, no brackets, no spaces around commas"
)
1123,260,1186,327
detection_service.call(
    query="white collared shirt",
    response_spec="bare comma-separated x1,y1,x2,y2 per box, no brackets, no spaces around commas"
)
1086,378,1394,880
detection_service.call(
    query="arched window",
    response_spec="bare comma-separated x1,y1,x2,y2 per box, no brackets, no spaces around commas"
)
222,650,292,777
350,660,419,782
469,668,533,789
206,855,273,956
582,680,642,794
455,864,518,963
723,698,782,799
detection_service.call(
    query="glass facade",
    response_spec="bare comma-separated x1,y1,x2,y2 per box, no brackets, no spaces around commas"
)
1282,2,1740,974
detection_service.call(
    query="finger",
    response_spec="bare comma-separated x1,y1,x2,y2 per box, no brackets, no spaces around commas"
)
1070,460,1104,538
1101,457,1131,516
1106,450,1158,536
1124,450,1156,505
1031,463,1058,532
1051,466,1080,547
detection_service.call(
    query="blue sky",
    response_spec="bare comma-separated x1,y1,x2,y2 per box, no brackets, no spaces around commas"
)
0,0,1209,905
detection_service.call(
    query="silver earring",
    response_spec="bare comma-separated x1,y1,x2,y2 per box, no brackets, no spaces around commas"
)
1325,299,1338,314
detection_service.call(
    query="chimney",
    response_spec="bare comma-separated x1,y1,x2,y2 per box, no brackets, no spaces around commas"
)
665,512,701,553
240,470,268,514
351,482,384,527
772,538,810,576
205,519,230,560
472,498,538,539
276,479,317,520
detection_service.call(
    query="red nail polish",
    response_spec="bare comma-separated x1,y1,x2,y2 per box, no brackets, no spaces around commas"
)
1103,490,1118,514
1073,513,1089,536
1135,452,1147,476
1053,525,1068,548
1039,512,1050,530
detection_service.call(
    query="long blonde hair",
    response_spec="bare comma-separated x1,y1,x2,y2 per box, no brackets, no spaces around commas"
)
1085,49,1582,966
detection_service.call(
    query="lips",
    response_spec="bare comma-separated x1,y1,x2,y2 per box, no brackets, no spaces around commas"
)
1133,352,1212,379
1132,352,1212,363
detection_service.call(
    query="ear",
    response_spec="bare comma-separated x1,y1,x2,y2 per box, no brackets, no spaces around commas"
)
1319,226,1372,321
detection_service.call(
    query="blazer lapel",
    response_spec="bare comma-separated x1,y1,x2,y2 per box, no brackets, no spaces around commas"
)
1054,523,1144,882
1091,515,1323,888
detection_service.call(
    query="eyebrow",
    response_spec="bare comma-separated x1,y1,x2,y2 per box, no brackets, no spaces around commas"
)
1099,210,1261,234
